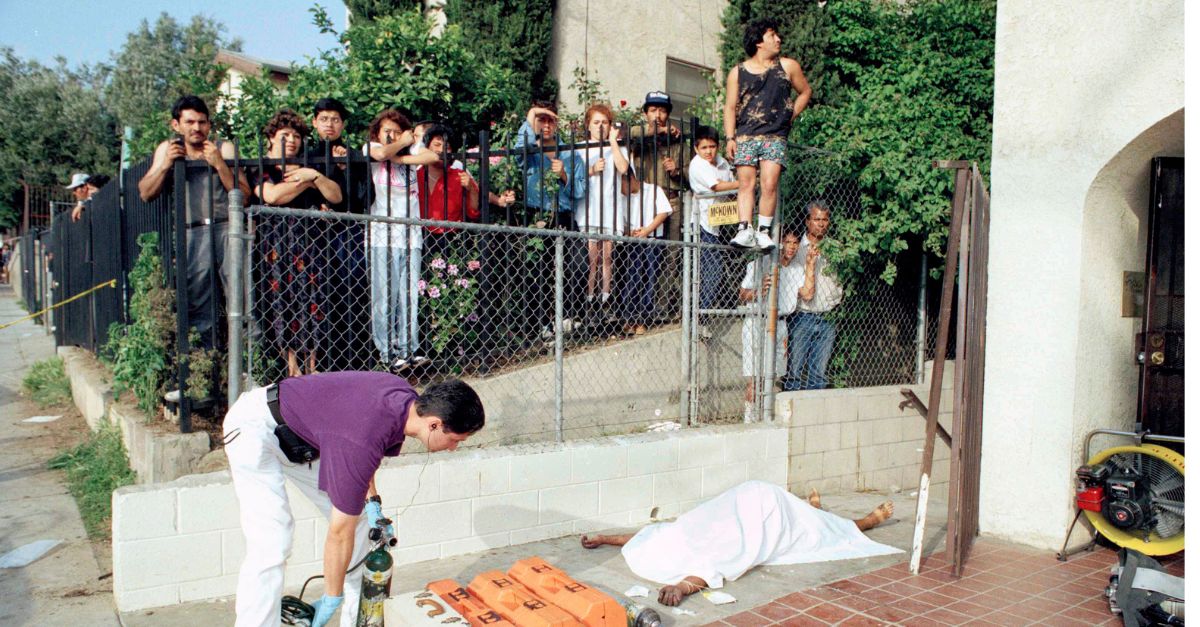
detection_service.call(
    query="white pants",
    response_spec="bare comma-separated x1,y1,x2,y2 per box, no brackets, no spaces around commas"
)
741,316,787,378
223,386,371,627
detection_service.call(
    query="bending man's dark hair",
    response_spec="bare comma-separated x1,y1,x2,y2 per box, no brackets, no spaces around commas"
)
417,379,485,435
743,18,782,58
694,125,721,145
171,95,210,121
780,223,802,241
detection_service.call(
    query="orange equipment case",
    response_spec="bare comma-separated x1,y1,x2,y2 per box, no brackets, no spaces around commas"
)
468,570,584,627
426,579,515,627
507,557,626,627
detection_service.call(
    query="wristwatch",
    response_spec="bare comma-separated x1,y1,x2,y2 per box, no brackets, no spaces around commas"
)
368,495,382,505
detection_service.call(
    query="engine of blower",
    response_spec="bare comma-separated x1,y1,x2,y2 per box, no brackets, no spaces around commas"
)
1075,462,1155,531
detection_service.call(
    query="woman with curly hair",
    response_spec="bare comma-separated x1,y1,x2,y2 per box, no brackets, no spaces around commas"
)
253,108,343,378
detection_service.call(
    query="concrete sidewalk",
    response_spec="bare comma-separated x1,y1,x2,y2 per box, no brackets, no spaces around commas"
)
0,285,121,625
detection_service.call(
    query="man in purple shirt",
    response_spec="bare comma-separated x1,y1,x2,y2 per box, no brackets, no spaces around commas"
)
222,372,485,627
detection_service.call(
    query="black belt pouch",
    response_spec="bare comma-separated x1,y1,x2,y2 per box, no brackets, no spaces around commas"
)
274,425,319,464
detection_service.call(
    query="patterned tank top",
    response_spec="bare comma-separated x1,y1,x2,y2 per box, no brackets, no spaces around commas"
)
734,61,793,139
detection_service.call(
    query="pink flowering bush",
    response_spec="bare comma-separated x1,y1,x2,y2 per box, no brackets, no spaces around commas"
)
419,250,483,360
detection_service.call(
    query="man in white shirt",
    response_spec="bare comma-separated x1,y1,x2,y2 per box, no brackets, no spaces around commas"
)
688,126,739,311
785,201,844,390
739,226,805,421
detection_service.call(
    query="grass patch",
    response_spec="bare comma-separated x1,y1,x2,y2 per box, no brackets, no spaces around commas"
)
22,357,72,408
48,423,137,539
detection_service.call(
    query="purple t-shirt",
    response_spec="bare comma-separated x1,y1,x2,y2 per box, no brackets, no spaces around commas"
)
278,371,416,515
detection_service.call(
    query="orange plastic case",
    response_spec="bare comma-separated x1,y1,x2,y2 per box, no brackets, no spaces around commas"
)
426,579,515,627
468,570,584,627
507,557,626,627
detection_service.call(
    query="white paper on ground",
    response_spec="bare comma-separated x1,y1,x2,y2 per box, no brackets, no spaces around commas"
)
22,415,62,423
703,590,737,605
646,421,680,432
624,585,650,598
0,540,61,568
672,608,698,616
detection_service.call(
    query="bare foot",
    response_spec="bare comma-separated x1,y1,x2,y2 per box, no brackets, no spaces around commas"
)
580,534,602,549
856,501,895,531
807,488,822,509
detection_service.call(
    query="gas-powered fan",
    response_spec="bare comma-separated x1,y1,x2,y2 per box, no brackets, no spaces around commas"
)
1072,443,1184,556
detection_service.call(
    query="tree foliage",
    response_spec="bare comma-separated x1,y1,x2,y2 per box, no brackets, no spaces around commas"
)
445,0,557,103
345,0,418,22
226,7,523,152
106,13,242,160
0,50,119,228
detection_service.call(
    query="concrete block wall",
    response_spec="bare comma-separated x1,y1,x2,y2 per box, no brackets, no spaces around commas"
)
112,424,787,611
780,366,955,499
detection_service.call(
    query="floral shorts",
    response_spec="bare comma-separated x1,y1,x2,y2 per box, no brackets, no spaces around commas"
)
734,136,788,167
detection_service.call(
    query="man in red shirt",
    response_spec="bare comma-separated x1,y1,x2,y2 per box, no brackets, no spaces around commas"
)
416,124,480,258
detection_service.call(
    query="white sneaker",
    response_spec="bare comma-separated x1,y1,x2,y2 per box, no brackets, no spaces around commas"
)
730,227,756,249
754,229,776,251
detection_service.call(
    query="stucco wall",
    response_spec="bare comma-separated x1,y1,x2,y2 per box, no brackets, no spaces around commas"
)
550,0,727,110
982,0,1183,549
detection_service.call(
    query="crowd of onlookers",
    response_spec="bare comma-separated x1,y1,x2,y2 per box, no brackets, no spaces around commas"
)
51,17,844,407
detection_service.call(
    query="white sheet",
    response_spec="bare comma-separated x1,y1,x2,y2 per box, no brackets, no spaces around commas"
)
621,481,902,588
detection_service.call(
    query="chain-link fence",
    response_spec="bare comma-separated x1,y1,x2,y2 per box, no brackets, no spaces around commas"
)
238,206,769,444
774,147,937,390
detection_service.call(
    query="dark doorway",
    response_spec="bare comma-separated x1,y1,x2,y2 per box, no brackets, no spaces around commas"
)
1137,157,1184,439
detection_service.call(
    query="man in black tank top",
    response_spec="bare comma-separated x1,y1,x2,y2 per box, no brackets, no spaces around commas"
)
723,18,812,252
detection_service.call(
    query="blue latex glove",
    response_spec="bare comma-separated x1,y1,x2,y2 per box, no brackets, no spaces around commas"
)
364,500,395,539
310,593,343,627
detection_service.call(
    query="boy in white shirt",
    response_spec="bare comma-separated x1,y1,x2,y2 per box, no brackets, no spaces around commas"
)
688,125,739,311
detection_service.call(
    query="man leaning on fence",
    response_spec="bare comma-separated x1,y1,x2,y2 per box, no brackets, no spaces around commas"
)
784,201,844,391
138,95,250,350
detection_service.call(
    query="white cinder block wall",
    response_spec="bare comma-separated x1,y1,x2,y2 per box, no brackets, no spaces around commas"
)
112,424,787,611
780,373,955,500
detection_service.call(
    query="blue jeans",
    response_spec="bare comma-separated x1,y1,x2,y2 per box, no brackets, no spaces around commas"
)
785,311,836,390
699,230,723,310
369,246,421,361
621,243,661,325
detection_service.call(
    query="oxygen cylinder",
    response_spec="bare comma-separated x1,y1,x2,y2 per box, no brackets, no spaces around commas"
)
618,599,661,627
356,545,394,627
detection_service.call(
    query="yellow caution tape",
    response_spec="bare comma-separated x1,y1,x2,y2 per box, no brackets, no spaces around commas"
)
0,279,117,331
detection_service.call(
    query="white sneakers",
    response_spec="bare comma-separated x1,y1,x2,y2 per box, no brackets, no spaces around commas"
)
730,226,775,251
730,227,757,249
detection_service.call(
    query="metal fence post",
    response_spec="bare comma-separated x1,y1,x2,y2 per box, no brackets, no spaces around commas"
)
226,188,245,405
686,192,696,422
554,233,565,443
173,160,191,433
762,221,782,422
914,253,928,384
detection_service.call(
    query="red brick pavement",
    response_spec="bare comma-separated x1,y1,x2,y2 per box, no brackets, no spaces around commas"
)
703,539,1184,626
